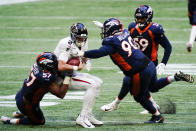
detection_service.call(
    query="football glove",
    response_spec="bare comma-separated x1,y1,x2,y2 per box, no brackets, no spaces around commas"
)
156,63,166,75
93,21,103,29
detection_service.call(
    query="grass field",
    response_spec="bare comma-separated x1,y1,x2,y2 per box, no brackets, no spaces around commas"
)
0,0,196,130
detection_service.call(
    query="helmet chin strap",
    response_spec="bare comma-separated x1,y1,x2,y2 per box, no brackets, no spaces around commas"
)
75,41,85,48
138,23,145,28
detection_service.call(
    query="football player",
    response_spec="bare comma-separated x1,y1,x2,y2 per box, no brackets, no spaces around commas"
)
71,18,194,123
1,52,70,125
54,23,103,128
186,0,196,52
101,5,173,114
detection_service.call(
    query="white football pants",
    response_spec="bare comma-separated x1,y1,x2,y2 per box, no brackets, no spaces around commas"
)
70,72,103,116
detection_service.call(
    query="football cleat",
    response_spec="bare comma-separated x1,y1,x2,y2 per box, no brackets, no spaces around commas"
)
88,113,103,125
144,114,164,123
186,43,193,52
187,46,192,52
1,116,11,124
100,101,119,112
76,114,95,128
174,71,194,83
13,111,25,118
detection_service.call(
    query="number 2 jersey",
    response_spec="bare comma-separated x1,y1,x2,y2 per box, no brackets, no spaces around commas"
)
128,22,171,66
21,64,55,104
84,29,150,76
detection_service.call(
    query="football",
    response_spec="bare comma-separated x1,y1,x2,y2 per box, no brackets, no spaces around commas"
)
67,57,80,66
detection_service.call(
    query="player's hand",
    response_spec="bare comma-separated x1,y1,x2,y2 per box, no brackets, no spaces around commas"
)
93,21,103,28
156,63,166,75
86,59,91,71
71,49,84,57
78,61,84,71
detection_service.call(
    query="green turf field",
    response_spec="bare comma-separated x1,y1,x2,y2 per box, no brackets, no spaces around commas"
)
0,0,196,130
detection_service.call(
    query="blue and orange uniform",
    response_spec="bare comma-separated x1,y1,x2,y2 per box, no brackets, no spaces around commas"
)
83,29,163,114
128,22,172,66
188,0,196,25
15,64,55,125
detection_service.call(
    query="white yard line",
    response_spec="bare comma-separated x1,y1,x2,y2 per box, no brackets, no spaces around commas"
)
0,26,190,32
46,119,196,125
0,0,39,5
0,38,189,45
0,16,188,21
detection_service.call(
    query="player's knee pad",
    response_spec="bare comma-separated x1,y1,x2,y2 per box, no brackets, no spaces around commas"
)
88,80,101,98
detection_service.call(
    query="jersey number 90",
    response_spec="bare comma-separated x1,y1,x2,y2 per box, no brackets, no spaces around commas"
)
121,36,138,57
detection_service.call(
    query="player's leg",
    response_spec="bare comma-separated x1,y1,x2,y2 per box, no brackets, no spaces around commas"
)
140,95,160,115
132,62,164,123
149,71,194,93
101,76,130,112
71,73,103,128
187,4,196,52
1,91,45,125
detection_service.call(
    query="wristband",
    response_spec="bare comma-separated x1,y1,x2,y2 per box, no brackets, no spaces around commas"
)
73,66,78,71
63,77,71,84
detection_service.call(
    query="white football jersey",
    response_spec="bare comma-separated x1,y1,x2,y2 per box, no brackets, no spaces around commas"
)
54,36,88,62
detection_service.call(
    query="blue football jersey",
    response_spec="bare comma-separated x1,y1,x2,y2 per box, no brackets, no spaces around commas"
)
21,64,56,104
128,22,166,65
84,29,150,76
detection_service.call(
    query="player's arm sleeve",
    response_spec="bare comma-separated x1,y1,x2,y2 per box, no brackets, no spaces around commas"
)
58,41,70,62
84,45,114,58
157,34,172,65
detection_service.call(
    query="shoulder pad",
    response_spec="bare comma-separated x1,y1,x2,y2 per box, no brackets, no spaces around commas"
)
151,23,164,34
128,22,136,31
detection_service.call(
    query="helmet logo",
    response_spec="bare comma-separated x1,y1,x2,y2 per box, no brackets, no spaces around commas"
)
40,59,53,65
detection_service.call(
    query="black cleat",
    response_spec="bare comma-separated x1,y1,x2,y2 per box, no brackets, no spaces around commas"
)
144,114,164,123
174,71,194,83
187,46,192,52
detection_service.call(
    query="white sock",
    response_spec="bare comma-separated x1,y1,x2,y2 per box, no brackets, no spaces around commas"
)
115,97,121,104
167,75,175,83
10,118,19,124
149,96,159,108
188,25,196,46
154,109,160,116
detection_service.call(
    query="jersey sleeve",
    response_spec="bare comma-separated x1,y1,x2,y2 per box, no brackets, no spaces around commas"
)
54,38,71,62
153,24,172,65
39,72,56,85
152,23,164,35
84,39,115,58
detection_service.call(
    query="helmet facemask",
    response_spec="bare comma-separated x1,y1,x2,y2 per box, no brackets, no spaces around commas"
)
74,34,87,47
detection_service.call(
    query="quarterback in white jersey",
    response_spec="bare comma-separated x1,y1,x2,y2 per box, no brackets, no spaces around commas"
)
54,23,103,128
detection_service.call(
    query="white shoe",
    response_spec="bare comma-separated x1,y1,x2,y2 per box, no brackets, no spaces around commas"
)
100,101,119,112
88,113,103,125
140,104,160,115
140,110,150,115
1,116,11,124
76,114,95,128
